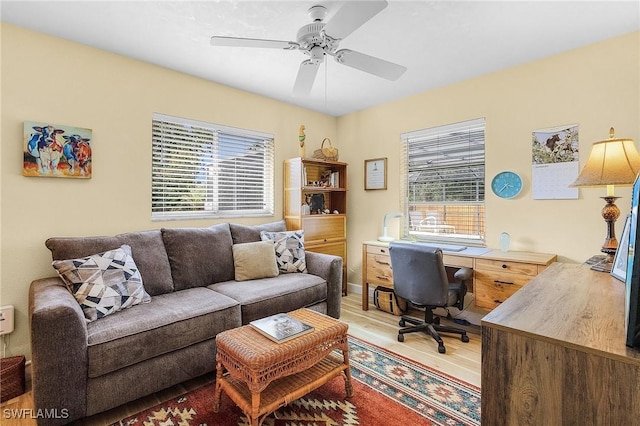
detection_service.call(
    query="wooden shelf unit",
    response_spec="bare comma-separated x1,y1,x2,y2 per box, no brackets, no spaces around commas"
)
284,158,348,295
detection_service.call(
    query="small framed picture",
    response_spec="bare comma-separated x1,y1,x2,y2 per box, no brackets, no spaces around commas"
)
364,157,387,190
612,213,632,282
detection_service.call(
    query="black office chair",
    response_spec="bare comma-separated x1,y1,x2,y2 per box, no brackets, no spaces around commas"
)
389,241,472,354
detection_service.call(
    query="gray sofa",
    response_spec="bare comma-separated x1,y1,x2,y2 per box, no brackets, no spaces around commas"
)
28,221,343,425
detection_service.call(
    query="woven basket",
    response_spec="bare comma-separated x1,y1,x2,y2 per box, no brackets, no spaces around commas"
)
312,138,339,161
373,287,407,316
0,355,25,402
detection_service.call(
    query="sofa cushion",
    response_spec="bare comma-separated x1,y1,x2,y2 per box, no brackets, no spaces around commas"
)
229,220,287,244
86,287,240,378
52,245,151,322
162,223,235,290
45,230,173,296
232,241,279,281
260,230,307,273
209,273,326,324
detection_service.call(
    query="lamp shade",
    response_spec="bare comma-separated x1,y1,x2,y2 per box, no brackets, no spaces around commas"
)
570,129,640,187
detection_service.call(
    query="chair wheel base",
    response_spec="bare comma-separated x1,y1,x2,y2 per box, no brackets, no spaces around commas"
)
399,319,406,327
398,334,405,342
462,334,469,343
438,345,446,354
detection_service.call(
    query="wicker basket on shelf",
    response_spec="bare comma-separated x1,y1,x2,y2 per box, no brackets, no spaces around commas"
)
312,138,339,161
1,355,26,402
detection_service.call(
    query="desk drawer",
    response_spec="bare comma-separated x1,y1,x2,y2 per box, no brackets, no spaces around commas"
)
442,254,473,269
475,258,538,276
366,245,389,256
475,270,531,309
366,253,393,287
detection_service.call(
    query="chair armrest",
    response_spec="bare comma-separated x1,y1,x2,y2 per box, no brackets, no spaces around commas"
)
304,251,343,319
454,267,473,283
29,277,88,424
421,216,438,226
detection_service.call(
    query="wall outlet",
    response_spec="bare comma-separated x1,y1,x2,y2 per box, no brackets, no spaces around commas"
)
0,305,15,335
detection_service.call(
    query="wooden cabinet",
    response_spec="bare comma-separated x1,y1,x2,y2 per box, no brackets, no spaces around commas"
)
474,252,555,310
365,244,393,289
284,158,348,295
481,263,640,424
361,241,557,311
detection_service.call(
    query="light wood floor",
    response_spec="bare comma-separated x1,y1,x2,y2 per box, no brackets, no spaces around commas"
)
0,293,481,425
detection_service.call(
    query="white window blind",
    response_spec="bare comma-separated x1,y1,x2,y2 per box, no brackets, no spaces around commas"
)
400,118,486,245
152,113,274,221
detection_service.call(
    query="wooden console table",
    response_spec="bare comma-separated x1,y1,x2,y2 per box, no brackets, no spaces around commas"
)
362,240,556,311
482,263,640,425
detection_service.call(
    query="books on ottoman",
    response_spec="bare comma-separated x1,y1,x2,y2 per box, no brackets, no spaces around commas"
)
250,313,314,343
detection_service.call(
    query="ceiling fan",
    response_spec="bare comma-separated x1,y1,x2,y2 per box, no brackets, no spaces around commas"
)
210,1,407,96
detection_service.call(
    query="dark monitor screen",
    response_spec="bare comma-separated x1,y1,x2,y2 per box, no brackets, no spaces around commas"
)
625,174,640,348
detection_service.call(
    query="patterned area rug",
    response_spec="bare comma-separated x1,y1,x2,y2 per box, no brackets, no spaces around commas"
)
111,336,480,426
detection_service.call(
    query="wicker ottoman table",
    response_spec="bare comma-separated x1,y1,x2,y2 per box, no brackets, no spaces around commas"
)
213,308,353,426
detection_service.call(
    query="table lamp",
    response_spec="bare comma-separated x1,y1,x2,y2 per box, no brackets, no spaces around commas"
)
570,127,640,271
378,212,403,242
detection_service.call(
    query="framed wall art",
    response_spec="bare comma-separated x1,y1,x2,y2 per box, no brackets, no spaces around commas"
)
23,121,92,178
364,157,387,190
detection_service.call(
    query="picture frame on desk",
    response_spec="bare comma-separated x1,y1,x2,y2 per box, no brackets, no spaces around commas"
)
624,174,640,348
611,214,631,282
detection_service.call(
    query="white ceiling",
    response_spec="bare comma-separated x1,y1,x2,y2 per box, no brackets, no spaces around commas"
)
2,1,639,116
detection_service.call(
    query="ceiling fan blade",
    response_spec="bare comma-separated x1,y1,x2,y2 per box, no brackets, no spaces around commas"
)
210,36,298,50
293,59,321,96
323,0,388,40
334,49,406,81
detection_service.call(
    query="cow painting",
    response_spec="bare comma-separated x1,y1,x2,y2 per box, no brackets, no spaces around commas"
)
23,121,92,178
26,125,65,175
62,134,92,176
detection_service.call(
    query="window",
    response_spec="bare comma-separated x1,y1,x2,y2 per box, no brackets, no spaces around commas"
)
152,113,274,221
400,118,485,246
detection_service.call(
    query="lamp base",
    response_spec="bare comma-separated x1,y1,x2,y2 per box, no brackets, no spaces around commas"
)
601,196,620,255
378,236,395,242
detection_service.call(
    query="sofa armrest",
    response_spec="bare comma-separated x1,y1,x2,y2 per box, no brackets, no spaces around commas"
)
29,277,89,424
304,251,343,319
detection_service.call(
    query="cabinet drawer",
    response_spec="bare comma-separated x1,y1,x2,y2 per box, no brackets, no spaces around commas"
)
366,244,389,256
366,253,393,287
474,271,532,309
475,258,538,276
442,254,473,269
302,215,346,242
306,241,346,260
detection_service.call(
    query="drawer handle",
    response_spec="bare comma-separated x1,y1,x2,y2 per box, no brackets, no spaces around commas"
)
376,276,390,281
494,299,503,304
494,280,514,285
379,249,387,254
376,260,390,266
501,264,508,269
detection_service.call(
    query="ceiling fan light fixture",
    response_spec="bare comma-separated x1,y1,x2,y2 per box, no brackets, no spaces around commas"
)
307,5,328,22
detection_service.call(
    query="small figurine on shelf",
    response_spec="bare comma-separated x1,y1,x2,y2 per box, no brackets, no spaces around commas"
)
298,125,306,158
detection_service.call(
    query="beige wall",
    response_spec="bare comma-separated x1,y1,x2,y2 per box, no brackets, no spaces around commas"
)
338,31,639,286
1,23,638,360
0,23,337,358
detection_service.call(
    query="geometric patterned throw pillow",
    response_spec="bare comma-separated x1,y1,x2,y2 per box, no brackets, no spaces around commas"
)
52,244,151,322
260,230,307,273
